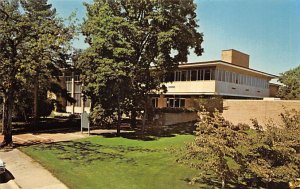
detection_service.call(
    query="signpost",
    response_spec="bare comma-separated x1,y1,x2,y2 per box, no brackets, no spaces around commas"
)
81,111,90,135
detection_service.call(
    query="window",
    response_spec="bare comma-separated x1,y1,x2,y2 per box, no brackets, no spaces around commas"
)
65,76,72,82
175,71,181,81
74,93,81,107
198,69,203,80
204,69,211,80
165,72,175,82
152,98,158,108
167,97,185,107
74,75,80,82
74,83,81,93
191,70,197,81
181,71,187,81
211,69,215,80
66,82,72,92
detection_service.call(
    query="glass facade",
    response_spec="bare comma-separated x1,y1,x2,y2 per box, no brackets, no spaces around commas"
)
166,68,269,89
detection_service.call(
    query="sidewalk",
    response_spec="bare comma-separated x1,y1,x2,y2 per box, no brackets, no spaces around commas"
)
0,149,69,189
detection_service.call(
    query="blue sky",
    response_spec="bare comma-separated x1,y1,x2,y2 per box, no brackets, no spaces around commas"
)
49,0,300,75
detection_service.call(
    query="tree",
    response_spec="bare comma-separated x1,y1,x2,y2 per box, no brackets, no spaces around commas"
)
0,0,74,146
177,110,248,188
178,109,300,188
0,0,31,146
80,0,203,132
244,109,300,188
277,65,300,100
21,0,75,129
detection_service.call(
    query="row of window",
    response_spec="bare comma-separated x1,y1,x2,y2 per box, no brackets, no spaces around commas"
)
166,69,214,81
165,68,269,89
152,97,185,108
215,69,269,89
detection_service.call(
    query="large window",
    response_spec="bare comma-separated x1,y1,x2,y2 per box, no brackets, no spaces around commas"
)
191,70,197,81
167,97,185,108
74,83,82,107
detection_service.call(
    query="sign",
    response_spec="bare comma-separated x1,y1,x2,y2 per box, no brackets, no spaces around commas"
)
81,111,90,135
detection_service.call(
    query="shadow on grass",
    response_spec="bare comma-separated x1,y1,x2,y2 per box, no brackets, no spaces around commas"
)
23,140,159,165
94,121,196,141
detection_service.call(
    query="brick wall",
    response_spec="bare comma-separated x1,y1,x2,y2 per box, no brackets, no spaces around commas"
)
222,99,300,128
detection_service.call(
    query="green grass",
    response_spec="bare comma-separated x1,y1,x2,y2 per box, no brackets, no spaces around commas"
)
20,135,205,189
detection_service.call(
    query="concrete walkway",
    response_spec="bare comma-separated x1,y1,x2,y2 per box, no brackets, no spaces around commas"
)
0,129,128,189
0,149,69,189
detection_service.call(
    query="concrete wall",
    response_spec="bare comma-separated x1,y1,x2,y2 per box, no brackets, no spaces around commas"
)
164,80,216,95
222,99,300,127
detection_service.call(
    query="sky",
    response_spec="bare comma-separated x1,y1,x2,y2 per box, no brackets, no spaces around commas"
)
49,0,300,76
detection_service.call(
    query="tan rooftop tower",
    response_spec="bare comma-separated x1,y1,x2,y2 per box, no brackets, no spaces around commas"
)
221,49,250,68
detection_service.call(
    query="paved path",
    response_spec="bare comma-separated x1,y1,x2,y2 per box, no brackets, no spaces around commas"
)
0,129,127,189
0,149,68,189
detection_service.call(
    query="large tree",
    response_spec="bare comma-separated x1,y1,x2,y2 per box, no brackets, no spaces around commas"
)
0,0,30,145
0,0,74,146
21,0,75,129
80,0,203,132
277,65,300,100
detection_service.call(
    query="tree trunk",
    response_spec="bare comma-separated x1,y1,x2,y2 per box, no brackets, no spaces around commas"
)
33,76,39,130
130,109,137,128
1,91,14,146
141,96,148,135
116,95,121,137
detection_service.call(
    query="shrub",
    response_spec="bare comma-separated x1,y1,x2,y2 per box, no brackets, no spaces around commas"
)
178,109,300,189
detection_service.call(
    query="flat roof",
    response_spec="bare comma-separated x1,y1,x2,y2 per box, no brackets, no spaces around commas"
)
176,60,278,78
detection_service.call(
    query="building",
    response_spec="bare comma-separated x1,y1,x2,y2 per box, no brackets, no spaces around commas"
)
154,49,277,108
61,49,278,113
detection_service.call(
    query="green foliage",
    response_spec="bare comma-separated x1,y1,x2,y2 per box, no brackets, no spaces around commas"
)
179,109,300,188
178,111,248,188
0,0,74,145
277,65,300,100
244,109,300,186
79,0,204,128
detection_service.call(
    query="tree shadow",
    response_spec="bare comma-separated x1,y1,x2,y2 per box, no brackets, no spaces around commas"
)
23,140,160,165
95,121,196,141
0,169,15,184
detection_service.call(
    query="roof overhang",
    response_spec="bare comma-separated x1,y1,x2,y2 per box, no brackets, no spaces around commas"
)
177,60,278,78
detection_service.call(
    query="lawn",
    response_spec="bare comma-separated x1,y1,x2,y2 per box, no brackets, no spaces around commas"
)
20,135,205,189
